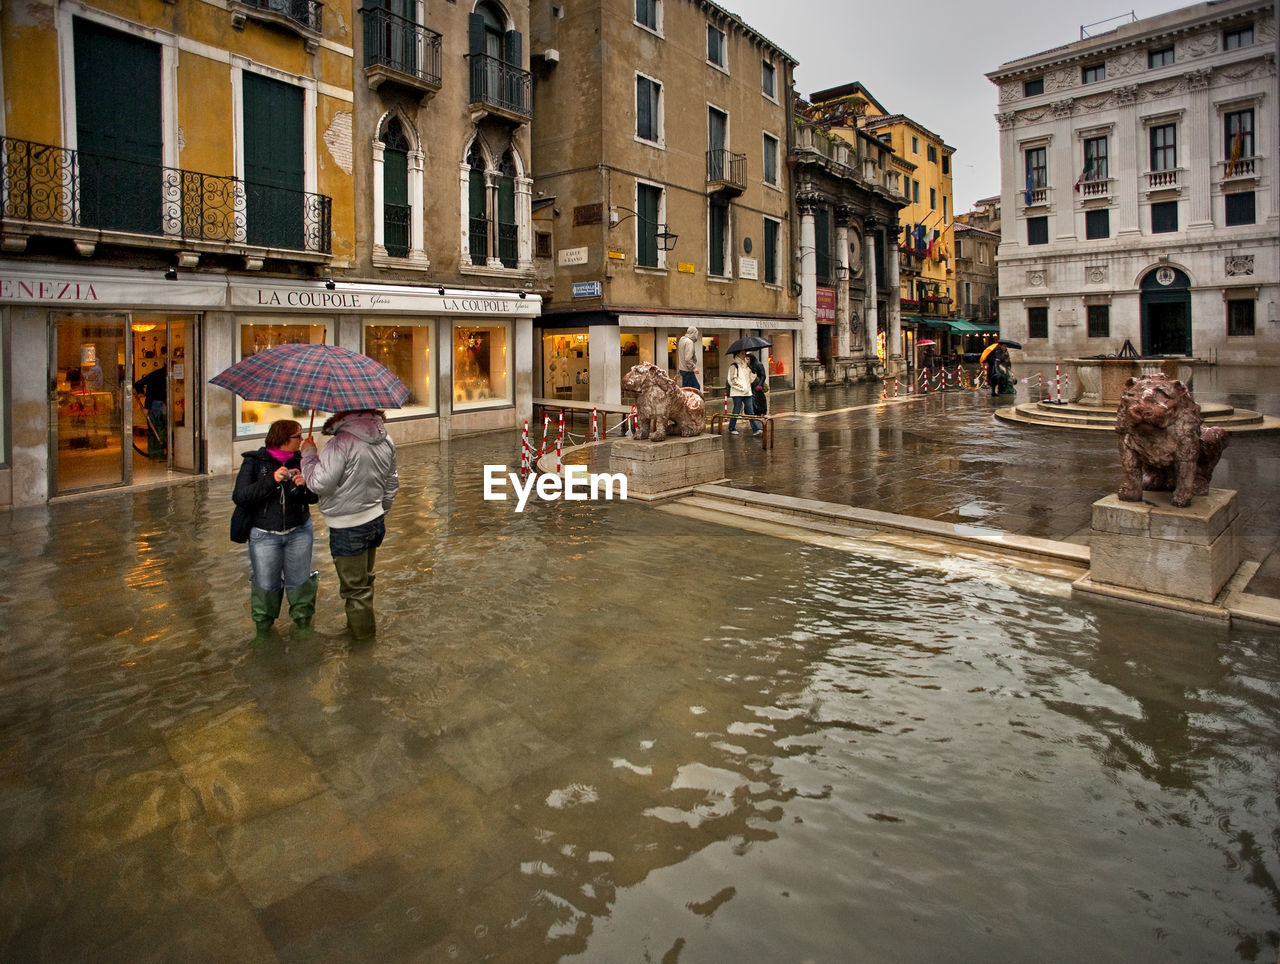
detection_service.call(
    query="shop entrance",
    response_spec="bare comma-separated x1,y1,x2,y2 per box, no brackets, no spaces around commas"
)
52,313,200,495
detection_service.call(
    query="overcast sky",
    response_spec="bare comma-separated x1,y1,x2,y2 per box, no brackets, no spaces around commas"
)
722,0,1183,212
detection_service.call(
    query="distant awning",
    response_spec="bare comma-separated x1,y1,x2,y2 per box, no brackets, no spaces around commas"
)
923,318,999,334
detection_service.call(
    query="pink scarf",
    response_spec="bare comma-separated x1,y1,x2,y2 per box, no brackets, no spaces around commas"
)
267,448,295,464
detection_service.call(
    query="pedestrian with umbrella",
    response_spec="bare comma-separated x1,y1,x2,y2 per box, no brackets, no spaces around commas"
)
726,350,763,437
210,343,408,641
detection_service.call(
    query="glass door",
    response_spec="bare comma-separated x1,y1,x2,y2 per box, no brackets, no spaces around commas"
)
53,313,129,493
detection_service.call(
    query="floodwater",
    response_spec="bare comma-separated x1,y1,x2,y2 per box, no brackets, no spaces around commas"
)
2,426,1279,961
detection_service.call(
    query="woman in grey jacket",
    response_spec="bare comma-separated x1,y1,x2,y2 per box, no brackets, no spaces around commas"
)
300,409,399,640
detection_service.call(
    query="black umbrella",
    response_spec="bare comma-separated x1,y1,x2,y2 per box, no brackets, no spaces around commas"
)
725,335,772,354
997,339,1023,350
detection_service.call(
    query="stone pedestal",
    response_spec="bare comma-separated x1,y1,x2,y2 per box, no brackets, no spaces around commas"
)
610,434,726,501
1088,489,1242,603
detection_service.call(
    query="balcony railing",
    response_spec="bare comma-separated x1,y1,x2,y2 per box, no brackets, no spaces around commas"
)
1079,176,1112,198
384,202,410,258
1,136,331,254
1023,184,1049,206
467,54,532,120
1146,168,1181,191
497,221,517,269
363,7,442,92
706,148,746,196
237,0,322,33
469,215,489,265
1220,156,1259,181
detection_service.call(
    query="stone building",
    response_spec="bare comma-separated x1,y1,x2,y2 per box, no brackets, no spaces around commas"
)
986,0,1277,364
0,0,543,505
952,221,1002,353
529,0,799,401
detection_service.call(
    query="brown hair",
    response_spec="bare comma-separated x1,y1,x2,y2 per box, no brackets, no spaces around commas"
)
265,419,301,448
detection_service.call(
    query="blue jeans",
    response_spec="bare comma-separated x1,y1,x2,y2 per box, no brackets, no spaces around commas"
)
728,396,760,433
248,518,314,591
329,515,385,558
680,370,700,389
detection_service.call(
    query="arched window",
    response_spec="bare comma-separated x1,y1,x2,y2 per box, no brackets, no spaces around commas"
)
459,134,531,272
497,149,517,268
467,142,489,266
382,118,411,258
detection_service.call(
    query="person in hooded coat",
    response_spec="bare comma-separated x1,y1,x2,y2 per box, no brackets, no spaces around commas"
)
233,419,319,640
677,326,701,389
300,409,399,641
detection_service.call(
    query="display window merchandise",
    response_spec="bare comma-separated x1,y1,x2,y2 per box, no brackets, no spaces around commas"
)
619,330,656,387
453,322,512,409
365,321,436,418
236,321,330,435
543,331,591,400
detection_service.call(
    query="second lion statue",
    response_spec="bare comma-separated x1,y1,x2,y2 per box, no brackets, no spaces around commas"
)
621,361,707,441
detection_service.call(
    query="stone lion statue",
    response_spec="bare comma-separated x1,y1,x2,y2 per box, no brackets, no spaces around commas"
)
1115,373,1228,508
621,361,707,441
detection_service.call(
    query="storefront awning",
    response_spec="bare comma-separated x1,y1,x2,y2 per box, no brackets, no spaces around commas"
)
921,318,999,335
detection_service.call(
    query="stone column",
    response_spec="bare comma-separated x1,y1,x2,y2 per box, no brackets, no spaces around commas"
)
863,217,882,373
372,139,386,256
884,216,902,375
834,208,852,363
408,149,426,261
1116,86,1141,236
798,196,820,385
1186,68,1213,232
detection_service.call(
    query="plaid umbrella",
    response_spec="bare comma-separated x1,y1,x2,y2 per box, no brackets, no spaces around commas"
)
208,343,409,413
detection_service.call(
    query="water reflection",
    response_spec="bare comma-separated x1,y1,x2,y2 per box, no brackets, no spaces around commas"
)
1,433,1278,961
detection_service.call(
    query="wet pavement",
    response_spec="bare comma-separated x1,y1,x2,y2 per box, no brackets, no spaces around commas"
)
1,365,1278,961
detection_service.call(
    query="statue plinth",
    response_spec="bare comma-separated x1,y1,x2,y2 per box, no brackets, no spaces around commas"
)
1083,488,1242,605
610,435,726,501
1071,358,1199,407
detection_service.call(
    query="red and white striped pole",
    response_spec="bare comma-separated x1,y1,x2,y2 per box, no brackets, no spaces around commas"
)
590,407,599,442
534,414,550,462
629,404,637,437
1055,364,1061,403
520,419,530,476
555,410,564,474
893,376,900,397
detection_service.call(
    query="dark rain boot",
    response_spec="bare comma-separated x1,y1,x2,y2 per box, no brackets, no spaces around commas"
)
333,553,376,641
250,585,284,644
286,571,320,635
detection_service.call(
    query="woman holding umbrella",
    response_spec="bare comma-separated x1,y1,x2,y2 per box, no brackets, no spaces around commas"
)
233,419,319,641
727,351,763,436
300,410,399,641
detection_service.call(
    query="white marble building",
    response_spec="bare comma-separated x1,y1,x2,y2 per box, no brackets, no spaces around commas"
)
986,0,1277,365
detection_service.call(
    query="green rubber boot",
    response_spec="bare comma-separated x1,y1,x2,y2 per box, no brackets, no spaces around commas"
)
286,571,320,633
250,585,284,643
333,553,376,641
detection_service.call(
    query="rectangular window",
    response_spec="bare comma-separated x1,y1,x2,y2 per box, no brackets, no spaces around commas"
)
1227,299,1255,336
763,216,780,285
535,232,552,258
927,145,938,163
365,322,436,418
1085,208,1110,239
1081,63,1105,84
929,187,936,210
637,182,661,267
1087,304,1110,338
762,132,779,187
1025,146,1047,189
453,321,513,410
1027,216,1048,245
636,75,661,142
911,135,919,154
762,60,776,99
1223,25,1253,49
1148,46,1174,67
1224,109,1254,162
943,196,948,220
707,24,725,67
1028,306,1048,339
1083,136,1108,180
1024,78,1044,96
1151,200,1178,233
1225,191,1255,226
912,180,920,204
709,200,729,276
237,322,330,435
1150,124,1176,171
954,238,964,259
635,0,658,31
942,155,950,175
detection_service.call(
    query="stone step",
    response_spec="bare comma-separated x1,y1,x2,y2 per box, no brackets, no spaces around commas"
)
998,403,1269,431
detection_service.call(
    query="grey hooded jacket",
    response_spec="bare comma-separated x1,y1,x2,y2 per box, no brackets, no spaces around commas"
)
300,412,399,530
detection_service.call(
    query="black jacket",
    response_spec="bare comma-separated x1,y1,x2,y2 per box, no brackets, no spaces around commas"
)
233,448,318,533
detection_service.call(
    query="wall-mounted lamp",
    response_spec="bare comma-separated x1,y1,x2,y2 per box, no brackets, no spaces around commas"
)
325,279,336,290
518,290,527,299
610,206,679,251
438,286,446,295
164,267,178,281
835,264,850,282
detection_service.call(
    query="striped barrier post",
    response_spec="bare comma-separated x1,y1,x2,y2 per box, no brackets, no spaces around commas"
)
555,410,565,474
1055,364,1061,403
534,414,550,462
881,377,889,399
590,407,599,442
893,376,900,397
520,419,531,477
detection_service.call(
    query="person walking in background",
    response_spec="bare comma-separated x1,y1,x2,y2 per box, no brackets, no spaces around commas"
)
233,419,319,642
300,409,398,641
133,364,168,458
677,326,701,389
747,351,769,418
727,351,762,437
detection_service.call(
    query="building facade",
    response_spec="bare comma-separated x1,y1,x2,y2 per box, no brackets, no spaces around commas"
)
529,0,798,402
987,0,1277,364
0,0,543,506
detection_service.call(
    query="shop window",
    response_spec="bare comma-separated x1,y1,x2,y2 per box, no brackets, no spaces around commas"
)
544,331,591,400
454,322,512,409
618,329,655,388
236,322,330,435
1227,299,1255,336
1027,216,1048,245
1085,209,1109,240
365,322,435,418
1151,200,1178,234
1027,306,1048,339
1225,191,1255,226
1087,304,1110,338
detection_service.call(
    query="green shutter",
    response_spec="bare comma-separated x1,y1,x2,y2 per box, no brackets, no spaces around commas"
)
243,72,304,249
504,29,521,67
73,18,162,234
637,184,658,267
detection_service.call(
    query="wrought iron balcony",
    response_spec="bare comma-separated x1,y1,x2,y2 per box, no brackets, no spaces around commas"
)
363,7,442,96
231,0,323,43
0,137,331,255
466,54,532,122
706,148,746,196
383,202,410,258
